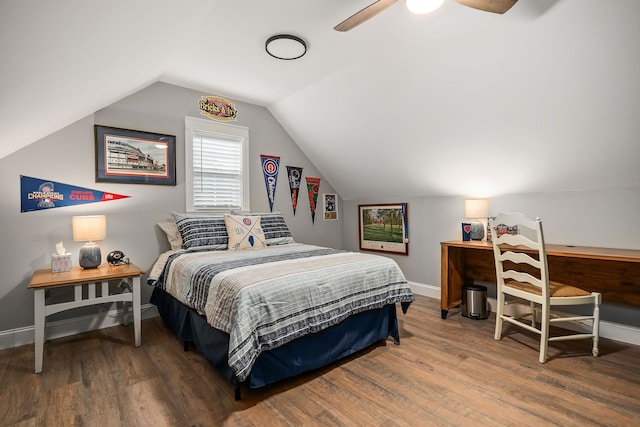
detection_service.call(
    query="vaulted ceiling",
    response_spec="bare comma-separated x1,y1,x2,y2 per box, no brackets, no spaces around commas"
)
2,0,639,200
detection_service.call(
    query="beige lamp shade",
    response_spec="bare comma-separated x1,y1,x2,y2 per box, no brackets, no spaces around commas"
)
72,215,107,242
465,199,489,219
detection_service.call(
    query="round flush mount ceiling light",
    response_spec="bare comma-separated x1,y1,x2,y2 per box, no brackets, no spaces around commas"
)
265,34,307,60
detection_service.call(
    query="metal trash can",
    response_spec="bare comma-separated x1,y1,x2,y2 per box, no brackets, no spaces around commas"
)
461,284,488,320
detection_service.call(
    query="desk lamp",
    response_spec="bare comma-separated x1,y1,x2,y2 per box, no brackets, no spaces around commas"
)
72,215,106,269
464,199,489,241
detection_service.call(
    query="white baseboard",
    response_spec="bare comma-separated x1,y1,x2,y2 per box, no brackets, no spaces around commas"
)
0,304,159,351
409,281,441,299
409,281,640,347
3,286,638,350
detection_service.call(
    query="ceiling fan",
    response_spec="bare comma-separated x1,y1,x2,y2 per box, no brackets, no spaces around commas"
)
334,0,518,32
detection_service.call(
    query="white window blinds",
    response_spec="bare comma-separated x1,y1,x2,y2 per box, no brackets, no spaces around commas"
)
185,117,249,212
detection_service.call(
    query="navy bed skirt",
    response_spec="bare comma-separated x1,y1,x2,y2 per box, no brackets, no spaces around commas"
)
150,286,400,389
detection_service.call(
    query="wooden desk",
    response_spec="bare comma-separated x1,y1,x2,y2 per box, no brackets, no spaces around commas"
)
28,263,144,373
440,240,640,319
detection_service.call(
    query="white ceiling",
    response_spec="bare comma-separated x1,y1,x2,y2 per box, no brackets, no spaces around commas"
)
2,0,639,200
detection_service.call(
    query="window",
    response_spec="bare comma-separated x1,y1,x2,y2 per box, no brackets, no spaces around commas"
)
185,116,249,212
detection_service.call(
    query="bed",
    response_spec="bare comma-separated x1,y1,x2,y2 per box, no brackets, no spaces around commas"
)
149,211,414,398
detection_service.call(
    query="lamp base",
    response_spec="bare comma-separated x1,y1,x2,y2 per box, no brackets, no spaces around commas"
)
470,221,485,241
79,242,101,269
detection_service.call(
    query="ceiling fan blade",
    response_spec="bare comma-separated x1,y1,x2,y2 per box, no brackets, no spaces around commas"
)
334,0,399,32
455,0,518,14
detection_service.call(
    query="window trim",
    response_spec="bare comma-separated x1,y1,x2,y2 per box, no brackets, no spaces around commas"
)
185,116,250,212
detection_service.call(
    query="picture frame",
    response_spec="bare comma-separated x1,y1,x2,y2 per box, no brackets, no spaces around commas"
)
358,203,408,255
323,193,338,221
95,125,176,185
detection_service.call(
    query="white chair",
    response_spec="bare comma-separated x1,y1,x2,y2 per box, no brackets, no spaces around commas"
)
489,213,601,363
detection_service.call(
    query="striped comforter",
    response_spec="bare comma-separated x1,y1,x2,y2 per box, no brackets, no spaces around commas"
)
148,243,414,382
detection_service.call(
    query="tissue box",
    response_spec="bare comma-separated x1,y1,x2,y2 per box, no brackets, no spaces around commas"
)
51,253,72,273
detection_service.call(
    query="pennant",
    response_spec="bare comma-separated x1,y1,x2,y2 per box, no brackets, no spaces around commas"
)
260,155,280,212
401,203,409,242
286,166,303,215
305,177,321,224
20,175,130,212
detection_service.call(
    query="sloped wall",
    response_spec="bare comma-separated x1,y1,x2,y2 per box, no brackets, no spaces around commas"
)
0,82,342,334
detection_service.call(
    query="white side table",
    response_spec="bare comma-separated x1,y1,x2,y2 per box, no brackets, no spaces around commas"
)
28,263,144,373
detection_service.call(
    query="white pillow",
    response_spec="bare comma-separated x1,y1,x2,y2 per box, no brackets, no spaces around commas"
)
230,211,295,246
157,220,183,250
224,214,267,251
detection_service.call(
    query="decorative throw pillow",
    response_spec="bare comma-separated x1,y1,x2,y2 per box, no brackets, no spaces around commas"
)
231,211,295,246
157,220,183,250
495,224,519,237
224,214,267,251
169,212,228,250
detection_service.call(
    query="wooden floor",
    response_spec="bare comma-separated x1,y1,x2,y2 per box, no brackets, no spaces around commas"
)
1,295,639,426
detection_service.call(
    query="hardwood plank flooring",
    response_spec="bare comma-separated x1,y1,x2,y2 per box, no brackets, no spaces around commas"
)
1,295,639,426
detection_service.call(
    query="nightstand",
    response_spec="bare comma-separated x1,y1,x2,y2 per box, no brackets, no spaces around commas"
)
28,263,144,373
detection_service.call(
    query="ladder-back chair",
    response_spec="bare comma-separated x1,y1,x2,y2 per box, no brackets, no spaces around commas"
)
489,212,601,363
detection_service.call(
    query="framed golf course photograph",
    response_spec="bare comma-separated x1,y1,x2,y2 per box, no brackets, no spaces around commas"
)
358,203,408,255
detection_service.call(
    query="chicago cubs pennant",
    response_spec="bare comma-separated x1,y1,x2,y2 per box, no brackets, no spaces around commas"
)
286,166,303,215
305,177,321,223
260,155,280,212
20,175,130,212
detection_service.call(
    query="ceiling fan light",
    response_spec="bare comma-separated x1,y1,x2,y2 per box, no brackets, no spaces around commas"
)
405,0,445,14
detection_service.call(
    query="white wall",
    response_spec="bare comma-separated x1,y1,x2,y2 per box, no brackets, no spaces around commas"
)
2,80,638,346
344,189,640,327
0,82,343,335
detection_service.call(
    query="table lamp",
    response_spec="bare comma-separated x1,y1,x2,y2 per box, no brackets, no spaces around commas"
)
72,215,107,269
464,199,489,241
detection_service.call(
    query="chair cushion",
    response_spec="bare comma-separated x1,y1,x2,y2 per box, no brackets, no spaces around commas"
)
505,280,591,297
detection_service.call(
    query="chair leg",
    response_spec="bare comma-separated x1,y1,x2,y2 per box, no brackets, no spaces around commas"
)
539,304,550,363
592,297,600,357
494,291,505,340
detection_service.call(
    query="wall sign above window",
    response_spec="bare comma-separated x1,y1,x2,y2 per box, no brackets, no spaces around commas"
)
198,96,238,122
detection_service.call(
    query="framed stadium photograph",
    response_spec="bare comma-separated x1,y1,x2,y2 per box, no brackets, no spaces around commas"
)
358,203,408,255
95,125,176,185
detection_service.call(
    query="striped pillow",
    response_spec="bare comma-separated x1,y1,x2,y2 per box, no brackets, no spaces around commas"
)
231,211,295,246
169,212,228,250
